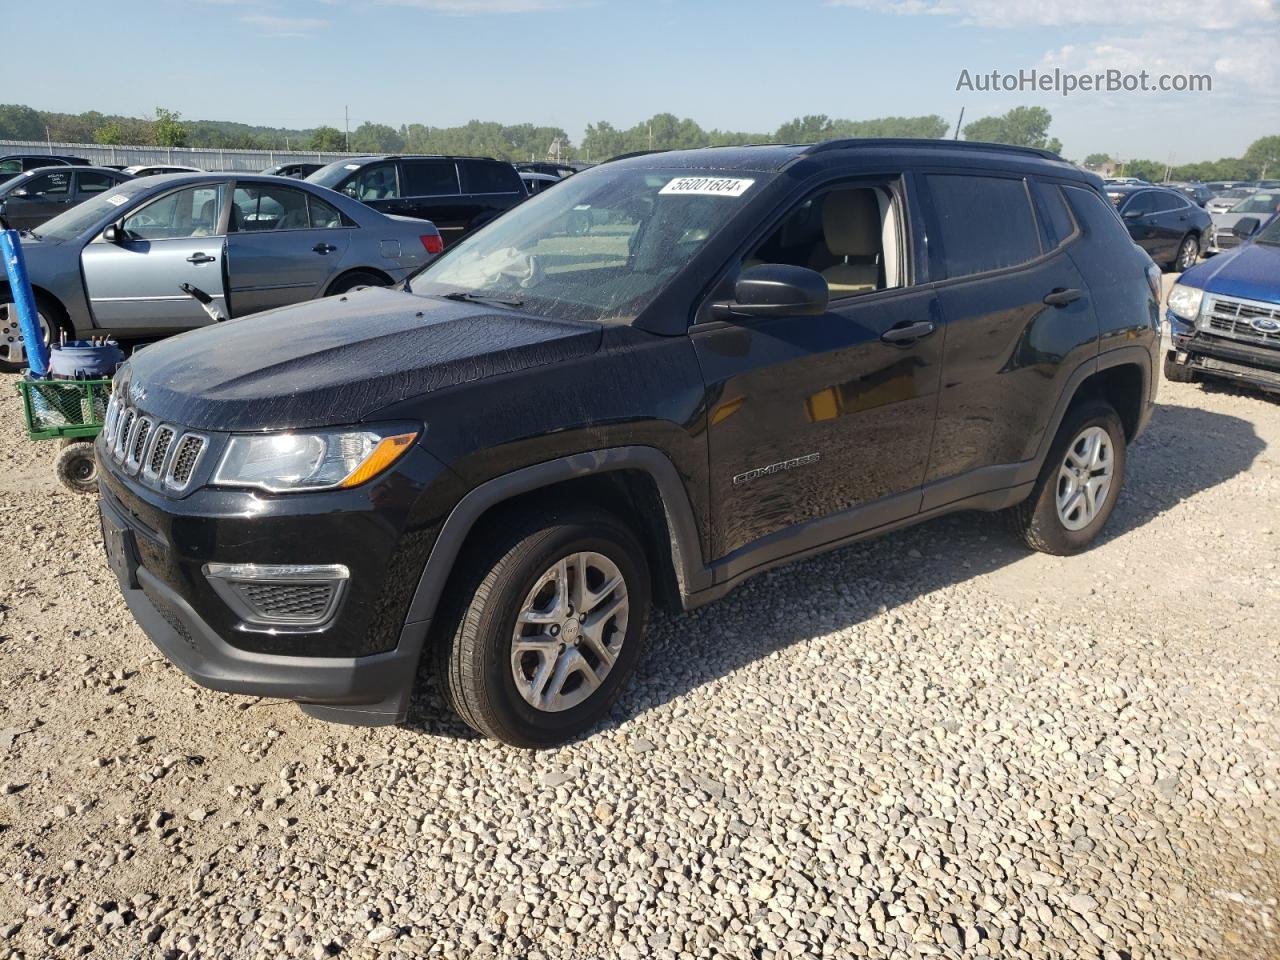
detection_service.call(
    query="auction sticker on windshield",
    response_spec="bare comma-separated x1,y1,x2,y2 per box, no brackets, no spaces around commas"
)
660,177,755,198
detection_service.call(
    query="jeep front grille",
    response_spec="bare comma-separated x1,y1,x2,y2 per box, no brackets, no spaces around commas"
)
105,397,209,492
170,436,206,487
1202,295,1280,349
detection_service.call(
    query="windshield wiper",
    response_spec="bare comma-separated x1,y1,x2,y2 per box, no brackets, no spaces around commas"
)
441,291,525,308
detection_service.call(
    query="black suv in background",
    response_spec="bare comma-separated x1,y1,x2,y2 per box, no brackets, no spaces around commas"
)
1106,184,1212,271
0,153,89,186
99,140,1160,746
307,155,524,245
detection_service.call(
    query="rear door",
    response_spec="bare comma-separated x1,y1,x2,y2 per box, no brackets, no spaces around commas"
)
1147,191,1192,262
224,182,352,316
459,159,524,232
6,169,75,228
1118,191,1163,258
395,159,467,241
80,183,229,331
921,172,1099,502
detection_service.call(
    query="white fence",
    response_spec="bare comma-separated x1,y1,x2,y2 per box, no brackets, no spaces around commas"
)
0,139,361,172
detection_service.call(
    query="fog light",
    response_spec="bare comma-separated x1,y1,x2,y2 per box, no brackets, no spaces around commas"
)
203,563,349,629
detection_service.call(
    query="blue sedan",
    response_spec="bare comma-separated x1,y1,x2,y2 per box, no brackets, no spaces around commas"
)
1164,213,1280,395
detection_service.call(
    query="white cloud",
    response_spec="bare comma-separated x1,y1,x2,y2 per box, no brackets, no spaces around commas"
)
827,0,1277,30
377,0,583,12
831,0,1279,101
240,13,331,34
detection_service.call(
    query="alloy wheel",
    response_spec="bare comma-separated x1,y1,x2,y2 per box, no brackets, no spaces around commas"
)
510,551,629,713
1056,426,1114,531
0,302,51,366
1177,236,1197,271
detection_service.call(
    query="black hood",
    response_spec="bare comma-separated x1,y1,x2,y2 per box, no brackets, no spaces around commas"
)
120,287,602,431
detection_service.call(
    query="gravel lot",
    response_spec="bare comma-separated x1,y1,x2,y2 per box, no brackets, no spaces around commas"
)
1,362,1277,960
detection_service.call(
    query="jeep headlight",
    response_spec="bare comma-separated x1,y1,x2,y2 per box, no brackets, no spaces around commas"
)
212,427,418,493
1167,283,1204,321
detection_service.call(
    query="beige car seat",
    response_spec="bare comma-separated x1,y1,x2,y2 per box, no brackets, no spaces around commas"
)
821,190,881,296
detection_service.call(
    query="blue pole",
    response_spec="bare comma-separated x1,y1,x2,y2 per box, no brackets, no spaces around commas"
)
0,229,49,376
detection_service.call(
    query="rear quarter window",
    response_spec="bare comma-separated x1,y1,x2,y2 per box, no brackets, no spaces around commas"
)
1062,184,1134,244
925,173,1042,278
1034,181,1078,249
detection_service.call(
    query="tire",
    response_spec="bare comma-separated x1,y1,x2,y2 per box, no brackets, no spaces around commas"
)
1163,350,1196,384
326,271,389,297
0,299,53,373
1006,401,1127,556
1170,233,1198,273
436,505,651,748
54,441,99,495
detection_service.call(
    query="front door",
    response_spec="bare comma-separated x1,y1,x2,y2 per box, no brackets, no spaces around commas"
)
5,169,75,229
692,180,941,563
224,183,352,316
81,183,228,331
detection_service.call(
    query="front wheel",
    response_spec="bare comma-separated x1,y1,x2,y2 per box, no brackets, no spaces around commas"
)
1007,402,1127,556
436,506,651,747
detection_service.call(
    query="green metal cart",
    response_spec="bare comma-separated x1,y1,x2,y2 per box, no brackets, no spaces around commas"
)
16,376,113,494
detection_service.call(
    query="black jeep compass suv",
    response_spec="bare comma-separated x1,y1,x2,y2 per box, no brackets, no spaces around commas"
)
98,140,1161,746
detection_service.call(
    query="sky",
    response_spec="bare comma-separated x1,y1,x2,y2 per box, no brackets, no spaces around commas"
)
7,0,1278,162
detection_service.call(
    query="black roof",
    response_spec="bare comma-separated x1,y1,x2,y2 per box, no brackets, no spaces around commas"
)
325,154,505,165
603,138,1075,176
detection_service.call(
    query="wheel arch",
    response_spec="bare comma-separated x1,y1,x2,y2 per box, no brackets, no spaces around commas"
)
403,447,710,631
324,267,394,297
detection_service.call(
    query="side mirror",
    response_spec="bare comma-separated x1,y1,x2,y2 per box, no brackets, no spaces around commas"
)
10,188,27,198
102,224,124,243
1122,208,1142,219
1232,217,1261,239
712,263,829,320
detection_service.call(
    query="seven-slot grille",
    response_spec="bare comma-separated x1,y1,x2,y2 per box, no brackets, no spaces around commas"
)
1202,295,1280,349
103,395,208,491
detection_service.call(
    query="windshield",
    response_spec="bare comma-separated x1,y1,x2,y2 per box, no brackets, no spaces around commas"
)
406,167,763,323
1217,188,1252,201
307,160,365,190
31,182,151,241
1254,216,1280,246
1231,192,1279,215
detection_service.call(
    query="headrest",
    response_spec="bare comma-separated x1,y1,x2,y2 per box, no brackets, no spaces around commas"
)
823,190,881,257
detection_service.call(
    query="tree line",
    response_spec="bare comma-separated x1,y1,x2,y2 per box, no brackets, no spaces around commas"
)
2,101,1273,179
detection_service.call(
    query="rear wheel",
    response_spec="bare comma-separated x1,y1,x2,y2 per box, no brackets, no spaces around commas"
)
54,441,98,495
0,300,53,372
326,271,389,297
436,506,651,747
1171,233,1199,272
1163,350,1196,383
1007,402,1127,556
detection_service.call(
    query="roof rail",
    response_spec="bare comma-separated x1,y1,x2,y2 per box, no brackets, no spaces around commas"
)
807,138,1062,161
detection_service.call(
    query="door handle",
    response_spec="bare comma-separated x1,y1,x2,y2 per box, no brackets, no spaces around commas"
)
880,320,936,344
313,243,338,255
186,252,216,264
1043,287,1082,308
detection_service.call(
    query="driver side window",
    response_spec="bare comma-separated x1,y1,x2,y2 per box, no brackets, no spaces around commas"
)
345,163,399,201
123,185,226,240
740,183,904,299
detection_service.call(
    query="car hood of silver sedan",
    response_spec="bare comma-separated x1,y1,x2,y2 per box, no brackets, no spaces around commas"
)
118,286,603,431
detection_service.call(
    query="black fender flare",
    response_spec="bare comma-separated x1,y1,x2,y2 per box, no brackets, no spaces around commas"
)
1013,343,1153,488
403,444,709,627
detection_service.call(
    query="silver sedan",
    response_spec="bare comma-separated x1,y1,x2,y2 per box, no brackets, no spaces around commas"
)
0,174,443,370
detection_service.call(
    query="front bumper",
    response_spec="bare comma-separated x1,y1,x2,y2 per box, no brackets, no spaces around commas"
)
97,439,463,724
1168,313,1280,393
